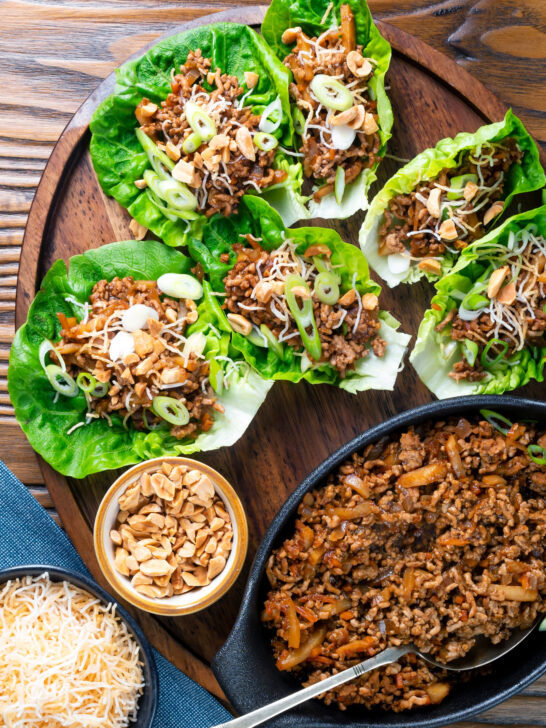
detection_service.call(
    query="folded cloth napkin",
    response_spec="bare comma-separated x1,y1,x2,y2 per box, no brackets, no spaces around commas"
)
0,460,232,728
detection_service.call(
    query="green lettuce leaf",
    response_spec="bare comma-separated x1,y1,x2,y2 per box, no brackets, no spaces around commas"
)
410,205,546,398
8,240,271,478
189,196,410,392
262,0,393,220
90,23,307,246
360,110,546,287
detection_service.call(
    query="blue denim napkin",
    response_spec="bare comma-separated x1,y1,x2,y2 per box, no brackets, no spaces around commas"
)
0,460,232,728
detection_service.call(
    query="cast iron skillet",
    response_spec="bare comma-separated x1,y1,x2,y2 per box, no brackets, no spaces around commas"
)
213,395,546,728
0,565,158,727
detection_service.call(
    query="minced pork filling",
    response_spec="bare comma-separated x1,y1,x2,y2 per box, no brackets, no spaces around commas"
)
53,276,221,440
136,50,287,218
222,236,386,377
263,416,546,711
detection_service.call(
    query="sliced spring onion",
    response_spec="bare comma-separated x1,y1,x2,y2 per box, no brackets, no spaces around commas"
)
46,365,78,397
462,292,489,311
334,166,345,205
260,324,284,359
461,338,478,367
284,275,322,361
312,256,330,274
182,331,207,360
314,271,340,305
182,132,202,155
528,444,546,465
387,254,411,275
310,75,353,111
121,304,159,332
152,396,190,426
183,101,216,143
292,107,305,135
145,178,200,221
330,124,356,150
136,127,174,179
480,409,513,435
157,273,203,300
208,358,224,395
91,381,109,398
109,331,135,363
447,173,478,200
253,132,278,152
157,177,198,212
143,170,199,216
76,372,97,393
259,97,283,134
481,338,509,369
39,340,66,373
247,325,268,348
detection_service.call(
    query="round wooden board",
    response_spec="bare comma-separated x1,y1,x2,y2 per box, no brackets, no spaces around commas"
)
16,4,546,708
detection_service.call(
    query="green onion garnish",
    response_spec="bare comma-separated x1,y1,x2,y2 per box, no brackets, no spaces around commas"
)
76,372,97,393
46,365,78,398
260,324,284,359
91,382,109,398
462,292,489,311
136,127,174,179
462,338,478,367
481,338,509,369
310,75,353,111
151,396,190,426
479,409,513,436
284,275,322,361
183,101,216,143
253,132,278,152
314,271,340,305
334,166,345,205
182,132,202,155
259,97,283,134
292,107,305,135
528,444,546,465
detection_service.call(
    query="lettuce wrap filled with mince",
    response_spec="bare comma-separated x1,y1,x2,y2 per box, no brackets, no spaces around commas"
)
90,23,307,247
8,240,272,478
189,197,409,393
360,110,545,287
410,206,546,398
262,0,392,220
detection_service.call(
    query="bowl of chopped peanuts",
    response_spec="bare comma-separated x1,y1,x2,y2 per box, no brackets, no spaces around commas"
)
93,457,248,616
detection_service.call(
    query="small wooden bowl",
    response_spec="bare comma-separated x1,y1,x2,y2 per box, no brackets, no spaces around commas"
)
94,457,248,617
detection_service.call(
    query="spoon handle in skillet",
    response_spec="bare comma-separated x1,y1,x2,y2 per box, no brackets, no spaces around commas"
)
211,645,411,728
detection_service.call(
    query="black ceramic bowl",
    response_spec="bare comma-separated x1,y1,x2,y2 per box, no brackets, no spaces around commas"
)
213,395,546,728
0,565,158,727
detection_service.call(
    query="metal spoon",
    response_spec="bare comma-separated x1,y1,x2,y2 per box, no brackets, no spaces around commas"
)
211,620,539,728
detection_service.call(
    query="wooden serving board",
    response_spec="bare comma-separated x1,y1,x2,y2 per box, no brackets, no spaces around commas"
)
15,5,546,721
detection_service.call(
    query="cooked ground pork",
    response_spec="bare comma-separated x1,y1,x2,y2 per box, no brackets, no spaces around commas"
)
378,139,522,262
283,5,381,200
437,238,546,381
136,50,286,218
263,417,546,711
222,237,385,377
53,276,222,439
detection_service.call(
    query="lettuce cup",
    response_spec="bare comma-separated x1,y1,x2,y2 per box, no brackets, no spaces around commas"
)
410,206,546,398
189,197,410,393
8,240,272,478
262,0,392,220
360,110,545,287
90,23,307,247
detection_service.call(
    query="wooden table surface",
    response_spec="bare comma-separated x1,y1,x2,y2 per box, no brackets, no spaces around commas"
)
2,1,545,725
